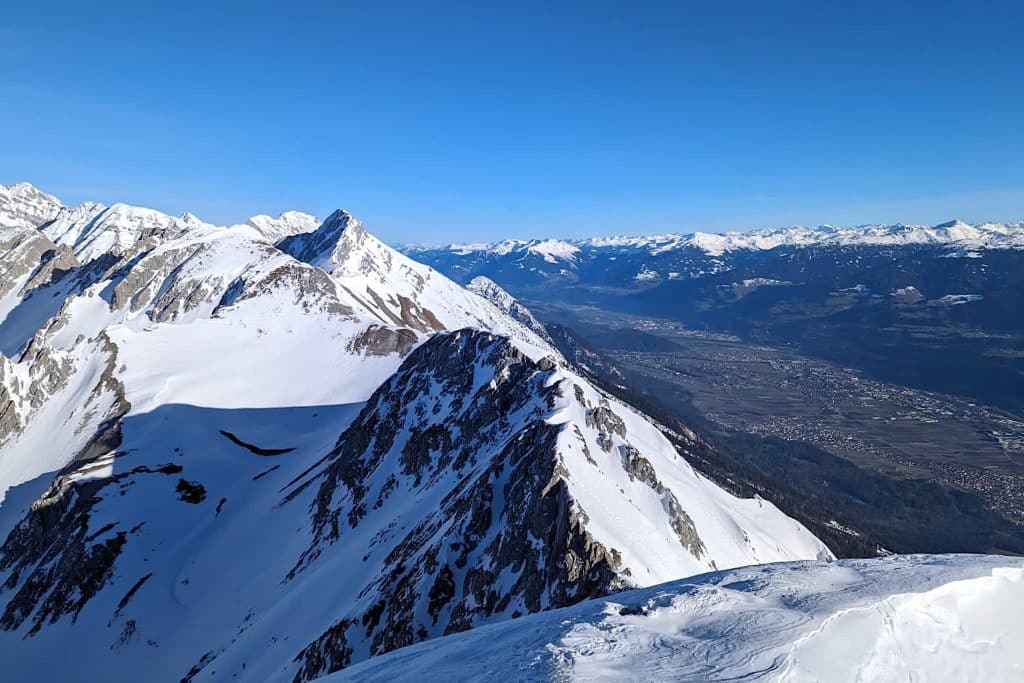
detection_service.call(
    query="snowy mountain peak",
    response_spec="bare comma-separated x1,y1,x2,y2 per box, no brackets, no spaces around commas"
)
277,213,559,346
278,209,366,272
528,238,580,263
41,201,197,263
0,181,65,228
243,209,320,242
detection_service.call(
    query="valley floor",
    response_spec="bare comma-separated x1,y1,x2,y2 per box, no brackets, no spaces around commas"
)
531,301,1024,551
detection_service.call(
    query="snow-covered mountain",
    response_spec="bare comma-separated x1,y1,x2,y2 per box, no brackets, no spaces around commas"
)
0,182,64,228
334,554,1024,682
243,210,321,243
403,219,1024,292
426,219,1024,261
0,182,563,500
404,218,1024,418
0,182,832,680
278,210,549,339
451,237,581,261
580,219,1024,255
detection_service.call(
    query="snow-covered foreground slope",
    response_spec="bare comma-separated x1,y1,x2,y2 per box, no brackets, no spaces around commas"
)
0,182,833,680
331,554,1024,682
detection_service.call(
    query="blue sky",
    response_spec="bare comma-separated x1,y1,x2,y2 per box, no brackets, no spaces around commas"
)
2,1,1022,243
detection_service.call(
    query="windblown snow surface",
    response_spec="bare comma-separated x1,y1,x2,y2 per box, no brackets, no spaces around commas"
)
331,554,1024,682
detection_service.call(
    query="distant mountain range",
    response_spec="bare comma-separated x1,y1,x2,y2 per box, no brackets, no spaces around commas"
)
419,218,1024,255
404,218,1024,411
403,218,1024,288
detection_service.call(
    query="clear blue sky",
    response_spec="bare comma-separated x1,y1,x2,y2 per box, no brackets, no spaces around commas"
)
2,1,1022,243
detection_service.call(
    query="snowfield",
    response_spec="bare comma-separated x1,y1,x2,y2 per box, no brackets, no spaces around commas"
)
331,554,1024,682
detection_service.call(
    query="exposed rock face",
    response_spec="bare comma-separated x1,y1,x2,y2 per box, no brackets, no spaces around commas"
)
18,336,76,411
109,242,210,315
287,330,628,681
0,453,181,635
70,333,132,462
220,262,356,318
42,203,196,265
0,357,24,444
346,325,419,356
0,316,131,478
586,402,627,452
619,445,706,559
22,244,78,293
101,227,357,323
0,224,72,302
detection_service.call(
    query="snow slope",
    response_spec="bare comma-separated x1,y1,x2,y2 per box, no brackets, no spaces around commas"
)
332,554,1024,682
466,275,554,344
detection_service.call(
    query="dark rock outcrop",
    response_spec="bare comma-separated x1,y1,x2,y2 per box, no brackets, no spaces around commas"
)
284,330,630,680
0,455,183,634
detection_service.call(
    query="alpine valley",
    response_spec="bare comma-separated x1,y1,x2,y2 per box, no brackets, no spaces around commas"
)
407,219,1024,559
0,181,1020,682
405,221,1024,409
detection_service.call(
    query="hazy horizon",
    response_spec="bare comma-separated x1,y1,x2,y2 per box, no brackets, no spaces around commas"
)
3,1,1022,242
